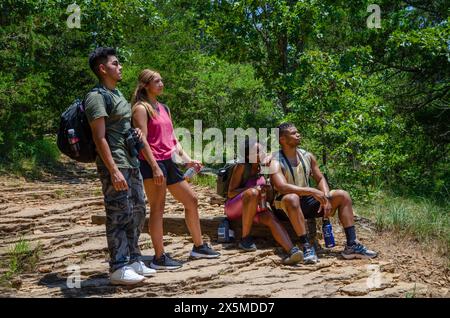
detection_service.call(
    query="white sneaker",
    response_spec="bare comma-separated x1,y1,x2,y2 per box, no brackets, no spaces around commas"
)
129,261,156,277
110,266,145,285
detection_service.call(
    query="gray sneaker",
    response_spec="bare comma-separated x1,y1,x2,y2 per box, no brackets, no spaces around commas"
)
190,243,221,259
150,253,183,270
282,246,303,265
303,243,319,264
342,241,377,259
238,236,257,252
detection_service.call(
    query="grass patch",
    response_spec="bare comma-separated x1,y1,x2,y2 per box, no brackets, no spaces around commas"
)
0,238,42,288
405,284,417,298
54,189,65,198
191,173,216,190
79,253,88,264
356,192,450,259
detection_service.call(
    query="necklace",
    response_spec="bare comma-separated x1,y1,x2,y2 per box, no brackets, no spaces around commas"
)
147,99,159,113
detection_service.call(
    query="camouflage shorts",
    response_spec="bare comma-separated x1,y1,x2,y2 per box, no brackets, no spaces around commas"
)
97,167,146,272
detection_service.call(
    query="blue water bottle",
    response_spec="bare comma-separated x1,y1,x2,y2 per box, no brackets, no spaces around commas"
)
322,218,335,248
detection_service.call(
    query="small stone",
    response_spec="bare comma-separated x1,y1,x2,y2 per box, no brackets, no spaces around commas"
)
340,281,370,296
38,266,52,273
34,229,44,235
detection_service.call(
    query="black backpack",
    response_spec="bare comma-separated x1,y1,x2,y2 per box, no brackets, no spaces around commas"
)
216,162,252,198
57,87,112,163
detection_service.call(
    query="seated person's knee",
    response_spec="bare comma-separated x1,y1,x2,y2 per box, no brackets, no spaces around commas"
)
334,189,352,205
282,193,300,209
243,188,259,202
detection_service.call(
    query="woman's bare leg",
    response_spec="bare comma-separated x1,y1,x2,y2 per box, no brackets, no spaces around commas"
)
168,181,203,246
143,178,167,258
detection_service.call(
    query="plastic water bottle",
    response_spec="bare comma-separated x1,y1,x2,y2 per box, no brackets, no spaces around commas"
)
183,166,200,181
257,187,268,212
322,218,335,248
67,129,80,157
217,218,234,243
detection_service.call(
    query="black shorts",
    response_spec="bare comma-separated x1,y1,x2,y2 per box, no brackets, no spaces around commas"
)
139,158,184,185
273,195,324,219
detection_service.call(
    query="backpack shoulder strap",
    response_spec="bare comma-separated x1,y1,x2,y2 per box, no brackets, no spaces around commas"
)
298,148,311,162
279,150,296,184
296,148,310,186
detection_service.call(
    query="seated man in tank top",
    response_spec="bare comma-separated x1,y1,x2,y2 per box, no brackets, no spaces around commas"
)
269,123,377,264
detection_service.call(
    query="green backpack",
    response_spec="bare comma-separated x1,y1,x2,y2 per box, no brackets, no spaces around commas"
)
216,162,252,198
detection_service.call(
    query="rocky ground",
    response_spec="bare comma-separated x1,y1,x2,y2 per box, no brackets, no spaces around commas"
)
0,161,448,298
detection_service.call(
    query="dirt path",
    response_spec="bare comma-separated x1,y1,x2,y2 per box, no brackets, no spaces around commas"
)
0,162,448,298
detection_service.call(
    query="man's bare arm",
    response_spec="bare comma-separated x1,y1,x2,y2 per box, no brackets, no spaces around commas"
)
90,117,128,191
310,153,330,196
270,160,327,204
309,153,332,216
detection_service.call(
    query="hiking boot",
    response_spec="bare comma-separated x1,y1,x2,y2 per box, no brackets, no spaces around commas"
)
150,253,183,270
110,266,145,285
238,236,257,252
130,260,156,277
190,243,221,259
303,243,319,264
342,241,377,259
282,246,303,265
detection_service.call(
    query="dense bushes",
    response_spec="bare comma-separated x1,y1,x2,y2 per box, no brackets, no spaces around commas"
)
0,0,448,201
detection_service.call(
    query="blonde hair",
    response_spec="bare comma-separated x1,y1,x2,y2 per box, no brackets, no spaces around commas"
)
131,69,160,118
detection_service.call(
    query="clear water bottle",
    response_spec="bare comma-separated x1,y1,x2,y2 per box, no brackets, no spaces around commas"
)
184,166,200,182
257,186,268,212
322,218,335,248
67,129,80,157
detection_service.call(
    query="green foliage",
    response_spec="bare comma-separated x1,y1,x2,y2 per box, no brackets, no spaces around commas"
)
0,0,448,203
169,54,272,130
1,135,60,178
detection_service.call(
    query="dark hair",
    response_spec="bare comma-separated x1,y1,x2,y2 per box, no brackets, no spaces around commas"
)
277,122,296,138
88,47,117,78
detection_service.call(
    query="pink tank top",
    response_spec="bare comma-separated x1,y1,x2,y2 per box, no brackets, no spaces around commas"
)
140,103,177,161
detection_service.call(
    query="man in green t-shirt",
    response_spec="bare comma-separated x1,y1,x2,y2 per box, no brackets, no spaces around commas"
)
85,47,155,285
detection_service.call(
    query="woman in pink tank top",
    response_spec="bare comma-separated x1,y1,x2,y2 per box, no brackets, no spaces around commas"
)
131,69,219,269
